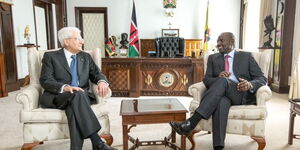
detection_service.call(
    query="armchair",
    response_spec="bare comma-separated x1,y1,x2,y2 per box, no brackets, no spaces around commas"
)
15,48,113,150
188,50,272,150
155,37,185,57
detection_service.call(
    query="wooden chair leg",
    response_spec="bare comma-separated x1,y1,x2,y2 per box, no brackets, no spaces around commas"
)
100,133,113,146
251,136,266,150
188,130,200,150
21,141,43,150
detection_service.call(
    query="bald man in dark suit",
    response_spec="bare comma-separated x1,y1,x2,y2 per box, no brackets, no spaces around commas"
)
170,32,267,150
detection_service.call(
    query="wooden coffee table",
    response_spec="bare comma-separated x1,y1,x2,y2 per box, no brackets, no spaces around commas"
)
120,98,188,150
288,99,300,145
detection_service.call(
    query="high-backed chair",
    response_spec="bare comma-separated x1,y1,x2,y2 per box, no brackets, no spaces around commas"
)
188,50,272,150
155,37,185,57
15,48,113,150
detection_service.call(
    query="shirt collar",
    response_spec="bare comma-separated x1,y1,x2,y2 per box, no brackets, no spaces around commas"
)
224,49,235,58
64,48,75,58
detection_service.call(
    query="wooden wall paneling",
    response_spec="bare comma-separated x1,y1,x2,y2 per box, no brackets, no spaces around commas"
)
0,52,8,97
55,0,67,29
185,39,202,57
0,3,19,92
271,0,296,93
140,39,156,57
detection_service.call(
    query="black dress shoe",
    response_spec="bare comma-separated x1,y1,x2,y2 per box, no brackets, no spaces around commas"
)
169,120,193,135
94,142,117,150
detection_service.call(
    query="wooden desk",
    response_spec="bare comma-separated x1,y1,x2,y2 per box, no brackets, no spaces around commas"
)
120,98,187,150
102,57,204,97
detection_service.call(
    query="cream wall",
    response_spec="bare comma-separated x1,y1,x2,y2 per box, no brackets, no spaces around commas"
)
12,0,36,79
11,0,240,79
67,0,240,49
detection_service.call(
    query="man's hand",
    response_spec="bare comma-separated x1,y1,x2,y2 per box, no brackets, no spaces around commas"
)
63,85,84,93
96,81,110,97
237,78,253,92
219,71,231,77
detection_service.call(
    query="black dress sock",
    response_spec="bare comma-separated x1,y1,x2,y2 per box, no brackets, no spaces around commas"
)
89,132,103,148
187,112,202,129
214,146,224,150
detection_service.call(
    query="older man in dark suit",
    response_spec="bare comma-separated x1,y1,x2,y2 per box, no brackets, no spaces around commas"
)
170,32,267,150
39,27,116,150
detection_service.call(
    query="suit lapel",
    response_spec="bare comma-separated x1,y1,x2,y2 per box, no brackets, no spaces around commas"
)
77,52,84,85
233,51,240,76
217,53,225,72
57,49,71,74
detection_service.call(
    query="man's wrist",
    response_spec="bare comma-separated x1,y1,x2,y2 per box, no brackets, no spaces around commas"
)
248,82,254,93
97,80,109,86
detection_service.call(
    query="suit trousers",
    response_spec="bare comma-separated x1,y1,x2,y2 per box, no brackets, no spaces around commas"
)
54,91,101,150
196,77,244,147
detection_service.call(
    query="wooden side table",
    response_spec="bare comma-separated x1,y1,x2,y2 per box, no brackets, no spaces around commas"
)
120,98,188,150
288,99,300,145
17,44,39,87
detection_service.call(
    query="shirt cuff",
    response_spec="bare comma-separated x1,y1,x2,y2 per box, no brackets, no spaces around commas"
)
97,80,109,86
60,84,69,93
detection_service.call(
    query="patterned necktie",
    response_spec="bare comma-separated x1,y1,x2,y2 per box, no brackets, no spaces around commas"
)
70,55,78,87
224,55,230,72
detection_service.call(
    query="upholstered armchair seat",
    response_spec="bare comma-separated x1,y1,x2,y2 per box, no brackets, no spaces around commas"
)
16,48,113,149
187,50,272,150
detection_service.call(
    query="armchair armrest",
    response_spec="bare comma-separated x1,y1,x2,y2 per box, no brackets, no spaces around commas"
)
188,82,207,112
92,84,112,105
255,85,272,106
15,84,42,111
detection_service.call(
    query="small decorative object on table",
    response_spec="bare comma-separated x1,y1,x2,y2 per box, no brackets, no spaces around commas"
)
162,29,179,37
119,33,129,57
24,25,32,45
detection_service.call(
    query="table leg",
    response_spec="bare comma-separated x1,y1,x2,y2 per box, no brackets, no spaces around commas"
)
123,125,128,150
171,128,176,143
181,135,186,150
288,112,296,145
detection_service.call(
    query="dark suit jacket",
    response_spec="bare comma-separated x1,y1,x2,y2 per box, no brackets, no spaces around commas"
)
203,51,267,105
39,49,108,108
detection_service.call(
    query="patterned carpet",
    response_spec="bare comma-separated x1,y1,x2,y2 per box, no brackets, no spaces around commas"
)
1,91,300,150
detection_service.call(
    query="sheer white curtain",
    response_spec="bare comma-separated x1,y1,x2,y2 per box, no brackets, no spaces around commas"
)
289,1,300,99
243,0,261,51
242,0,248,49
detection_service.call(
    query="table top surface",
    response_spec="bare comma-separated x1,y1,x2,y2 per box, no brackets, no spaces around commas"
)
120,98,187,116
289,99,300,105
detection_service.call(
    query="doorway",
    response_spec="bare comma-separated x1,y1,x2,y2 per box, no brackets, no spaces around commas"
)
75,7,108,57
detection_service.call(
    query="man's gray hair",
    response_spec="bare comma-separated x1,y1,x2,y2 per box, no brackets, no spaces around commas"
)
58,27,81,47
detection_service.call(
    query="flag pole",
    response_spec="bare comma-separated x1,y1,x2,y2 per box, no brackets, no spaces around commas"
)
203,0,210,53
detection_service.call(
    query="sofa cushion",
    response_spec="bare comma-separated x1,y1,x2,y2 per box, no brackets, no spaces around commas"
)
228,105,267,120
20,103,109,123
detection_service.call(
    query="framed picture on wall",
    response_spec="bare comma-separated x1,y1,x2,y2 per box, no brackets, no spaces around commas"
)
162,29,179,37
